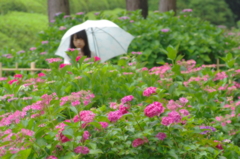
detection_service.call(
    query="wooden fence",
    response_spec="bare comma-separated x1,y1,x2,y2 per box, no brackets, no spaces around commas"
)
0,59,235,77
0,62,45,77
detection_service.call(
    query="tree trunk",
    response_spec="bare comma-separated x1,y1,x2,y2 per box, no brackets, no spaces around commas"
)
126,0,148,18
140,0,148,19
159,0,176,13
126,0,140,11
48,0,70,23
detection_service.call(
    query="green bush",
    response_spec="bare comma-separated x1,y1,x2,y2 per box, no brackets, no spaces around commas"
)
84,0,110,11
108,10,238,67
106,0,125,10
0,0,27,14
0,11,48,50
2,10,238,70
0,32,21,51
177,0,235,27
70,0,89,13
18,0,47,14
0,0,46,14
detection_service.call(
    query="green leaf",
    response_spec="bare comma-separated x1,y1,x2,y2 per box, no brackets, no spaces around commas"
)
15,148,31,159
89,143,97,149
69,106,78,114
36,138,47,147
172,65,181,75
226,53,233,61
226,59,235,68
62,127,74,138
168,150,178,159
89,122,102,129
219,156,227,159
166,45,177,61
175,55,184,62
89,149,103,154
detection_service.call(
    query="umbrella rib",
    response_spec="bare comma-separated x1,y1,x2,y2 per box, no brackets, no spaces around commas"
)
91,28,100,57
93,27,128,53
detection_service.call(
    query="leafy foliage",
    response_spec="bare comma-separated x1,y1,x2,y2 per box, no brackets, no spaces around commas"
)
1,11,239,70
0,11,48,51
0,52,239,158
177,0,235,27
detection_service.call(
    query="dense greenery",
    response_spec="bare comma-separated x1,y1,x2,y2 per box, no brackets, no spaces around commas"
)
0,47,239,158
1,10,239,71
0,0,239,51
177,0,235,27
0,11,48,51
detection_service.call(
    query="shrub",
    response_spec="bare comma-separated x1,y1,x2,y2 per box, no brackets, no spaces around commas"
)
0,11,48,50
177,0,235,27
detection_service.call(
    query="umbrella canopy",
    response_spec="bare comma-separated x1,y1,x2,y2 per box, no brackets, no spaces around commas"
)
55,20,135,62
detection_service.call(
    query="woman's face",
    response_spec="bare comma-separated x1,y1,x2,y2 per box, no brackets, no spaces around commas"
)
73,35,85,49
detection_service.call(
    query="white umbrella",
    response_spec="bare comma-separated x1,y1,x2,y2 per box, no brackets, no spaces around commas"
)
55,20,135,63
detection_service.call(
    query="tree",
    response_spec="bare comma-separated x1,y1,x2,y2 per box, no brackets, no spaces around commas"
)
159,0,176,13
126,0,148,18
224,0,240,22
48,0,70,23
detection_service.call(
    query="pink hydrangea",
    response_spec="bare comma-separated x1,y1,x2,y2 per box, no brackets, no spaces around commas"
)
108,110,122,122
14,74,23,78
161,29,170,32
59,132,71,143
179,109,190,116
144,102,164,118
73,110,95,123
168,111,182,122
71,101,80,106
21,129,34,136
8,79,18,85
59,63,70,68
121,95,134,104
30,47,37,51
76,56,81,62
143,87,157,96
182,9,192,12
132,138,148,147
74,146,89,154
119,104,129,114
0,77,7,81
99,122,108,128
94,56,101,62
141,67,148,71
167,100,180,111
179,97,188,104
82,131,90,142
46,58,62,63
41,41,49,44
46,156,58,159
109,102,118,109
38,73,46,77
161,116,175,126
156,132,167,140
213,72,228,81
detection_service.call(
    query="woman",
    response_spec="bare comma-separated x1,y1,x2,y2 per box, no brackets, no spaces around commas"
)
64,29,95,64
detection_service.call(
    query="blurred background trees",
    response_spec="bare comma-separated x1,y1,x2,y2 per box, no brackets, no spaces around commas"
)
0,0,240,51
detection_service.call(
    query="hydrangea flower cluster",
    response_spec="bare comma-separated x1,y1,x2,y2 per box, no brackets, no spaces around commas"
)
60,90,95,106
143,87,157,96
144,102,164,118
132,137,148,147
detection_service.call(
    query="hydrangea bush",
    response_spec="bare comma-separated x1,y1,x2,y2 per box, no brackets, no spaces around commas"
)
0,51,239,158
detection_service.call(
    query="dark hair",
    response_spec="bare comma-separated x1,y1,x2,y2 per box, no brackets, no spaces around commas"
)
70,29,91,57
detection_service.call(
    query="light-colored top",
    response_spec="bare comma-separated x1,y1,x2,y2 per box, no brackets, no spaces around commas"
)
63,52,96,64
